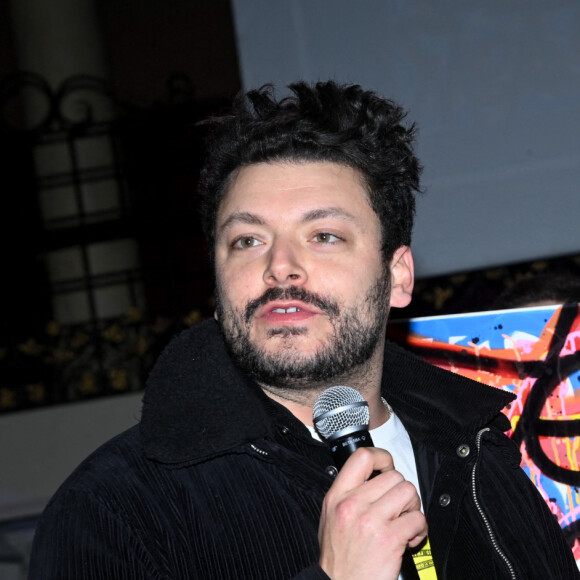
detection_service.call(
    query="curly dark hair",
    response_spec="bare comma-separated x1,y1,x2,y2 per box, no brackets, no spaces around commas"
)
197,80,423,262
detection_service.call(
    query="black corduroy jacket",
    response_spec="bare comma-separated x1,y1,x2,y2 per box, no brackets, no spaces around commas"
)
29,319,579,579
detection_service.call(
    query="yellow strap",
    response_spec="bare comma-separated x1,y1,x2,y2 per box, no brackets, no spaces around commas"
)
411,536,437,580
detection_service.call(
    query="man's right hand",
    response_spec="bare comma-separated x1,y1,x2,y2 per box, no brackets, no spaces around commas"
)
318,447,427,580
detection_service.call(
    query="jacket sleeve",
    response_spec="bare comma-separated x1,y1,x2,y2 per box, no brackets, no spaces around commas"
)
29,487,334,580
28,488,163,580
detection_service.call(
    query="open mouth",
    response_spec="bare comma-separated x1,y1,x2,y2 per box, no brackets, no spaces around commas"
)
244,287,339,324
260,302,316,324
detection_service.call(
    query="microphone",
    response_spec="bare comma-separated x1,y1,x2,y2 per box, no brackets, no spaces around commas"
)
313,385,438,580
313,385,375,470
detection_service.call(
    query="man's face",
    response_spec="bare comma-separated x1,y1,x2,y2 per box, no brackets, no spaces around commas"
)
214,161,403,389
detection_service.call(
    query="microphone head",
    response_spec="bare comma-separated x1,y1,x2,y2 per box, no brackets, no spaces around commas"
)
313,386,370,441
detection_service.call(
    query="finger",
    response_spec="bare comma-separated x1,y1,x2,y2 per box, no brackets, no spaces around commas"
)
325,459,408,516
368,477,422,521
401,511,429,548
331,447,395,492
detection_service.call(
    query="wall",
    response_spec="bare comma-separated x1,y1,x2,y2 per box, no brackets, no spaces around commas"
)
230,0,580,278
0,392,142,521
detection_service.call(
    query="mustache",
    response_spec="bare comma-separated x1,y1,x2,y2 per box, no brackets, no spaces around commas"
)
244,286,340,324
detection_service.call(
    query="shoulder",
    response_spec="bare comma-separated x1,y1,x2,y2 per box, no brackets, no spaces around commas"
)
44,425,145,508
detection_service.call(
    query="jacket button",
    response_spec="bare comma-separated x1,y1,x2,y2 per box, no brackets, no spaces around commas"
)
325,466,338,478
456,444,470,458
280,426,290,434
439,493,451,507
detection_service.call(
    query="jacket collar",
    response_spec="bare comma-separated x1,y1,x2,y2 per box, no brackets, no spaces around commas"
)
381,340,515,453
141,319,283,463
140,319,514,464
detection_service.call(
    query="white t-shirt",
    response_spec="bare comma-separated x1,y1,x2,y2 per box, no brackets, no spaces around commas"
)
368,410,422,508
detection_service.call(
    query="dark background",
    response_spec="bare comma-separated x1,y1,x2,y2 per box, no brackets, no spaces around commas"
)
0,0,579,413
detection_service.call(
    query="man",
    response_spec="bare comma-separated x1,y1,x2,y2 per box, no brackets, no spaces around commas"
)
29,81,578,579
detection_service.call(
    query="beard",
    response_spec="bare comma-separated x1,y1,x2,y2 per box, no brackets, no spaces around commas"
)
215,270,391,389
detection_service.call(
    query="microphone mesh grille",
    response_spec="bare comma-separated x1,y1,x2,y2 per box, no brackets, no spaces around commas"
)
313,386,370,440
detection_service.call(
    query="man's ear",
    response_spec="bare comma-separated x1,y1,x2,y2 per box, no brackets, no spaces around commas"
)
389,246,414,308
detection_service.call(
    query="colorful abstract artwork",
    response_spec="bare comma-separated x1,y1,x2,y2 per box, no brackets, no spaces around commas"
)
387,303,580,561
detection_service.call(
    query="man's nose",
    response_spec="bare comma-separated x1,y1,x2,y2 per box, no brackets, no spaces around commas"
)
263,240,308,286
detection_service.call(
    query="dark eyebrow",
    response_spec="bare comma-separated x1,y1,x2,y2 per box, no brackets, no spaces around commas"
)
218,211,266,233
218,206,357,235
301,207,357,223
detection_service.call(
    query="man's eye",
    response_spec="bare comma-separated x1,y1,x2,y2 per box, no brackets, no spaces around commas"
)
313,232,341,244
233,236,262,249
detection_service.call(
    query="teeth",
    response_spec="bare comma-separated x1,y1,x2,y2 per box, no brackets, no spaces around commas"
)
272,307,301,314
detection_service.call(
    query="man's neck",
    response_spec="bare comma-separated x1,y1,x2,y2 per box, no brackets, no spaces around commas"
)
259,347,389,429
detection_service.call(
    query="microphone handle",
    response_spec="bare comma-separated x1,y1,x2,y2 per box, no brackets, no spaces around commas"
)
330,430,375,470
